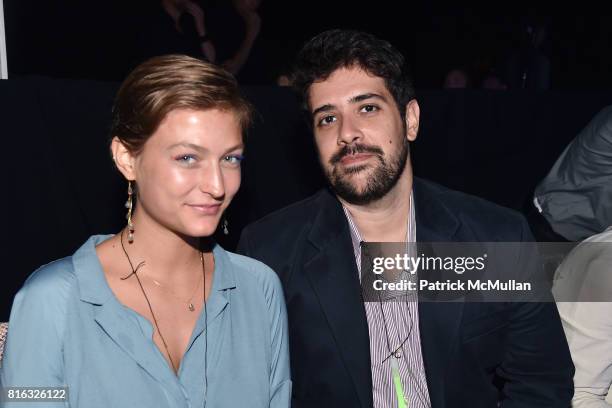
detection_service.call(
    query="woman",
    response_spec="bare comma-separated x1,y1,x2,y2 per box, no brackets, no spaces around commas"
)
1,55,291,407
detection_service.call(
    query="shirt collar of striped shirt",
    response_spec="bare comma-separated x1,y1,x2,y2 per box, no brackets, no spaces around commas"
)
342,191,416,277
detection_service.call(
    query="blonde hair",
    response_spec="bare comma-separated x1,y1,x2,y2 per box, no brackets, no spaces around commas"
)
110,54,253,154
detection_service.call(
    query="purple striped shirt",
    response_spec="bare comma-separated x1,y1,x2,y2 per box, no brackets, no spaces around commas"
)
343,193,432,408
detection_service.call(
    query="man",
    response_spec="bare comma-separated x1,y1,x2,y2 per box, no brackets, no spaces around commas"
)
237,29,573,407
534,105,612,241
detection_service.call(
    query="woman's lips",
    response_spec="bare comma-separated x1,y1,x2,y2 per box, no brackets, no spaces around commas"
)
186,203,222,215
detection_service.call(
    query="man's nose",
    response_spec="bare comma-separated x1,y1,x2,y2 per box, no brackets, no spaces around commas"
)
337,116,363,145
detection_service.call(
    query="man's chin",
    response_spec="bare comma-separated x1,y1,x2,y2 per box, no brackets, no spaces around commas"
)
333,163,372,177
330,181,375,204
342,164,372,175
333,177,369,191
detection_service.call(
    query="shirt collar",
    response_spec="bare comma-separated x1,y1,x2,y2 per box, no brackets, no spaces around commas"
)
342,191,416,256
75,235,236,306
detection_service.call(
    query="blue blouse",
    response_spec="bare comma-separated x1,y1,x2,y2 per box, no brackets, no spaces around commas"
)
1,235,291,408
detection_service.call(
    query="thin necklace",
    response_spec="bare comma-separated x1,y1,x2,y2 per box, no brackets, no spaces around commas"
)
143,267,203,312
119,229,207,374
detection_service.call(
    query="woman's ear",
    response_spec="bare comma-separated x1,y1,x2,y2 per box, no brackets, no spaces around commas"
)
111,137,137,181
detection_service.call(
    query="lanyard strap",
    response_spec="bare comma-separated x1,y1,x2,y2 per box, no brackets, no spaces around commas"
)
391,357,408,408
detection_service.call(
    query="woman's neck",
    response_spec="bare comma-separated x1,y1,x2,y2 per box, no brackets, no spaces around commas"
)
121,208,205,284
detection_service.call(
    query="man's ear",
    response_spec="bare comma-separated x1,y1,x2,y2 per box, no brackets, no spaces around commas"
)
404,99,420,142
111,137,137,181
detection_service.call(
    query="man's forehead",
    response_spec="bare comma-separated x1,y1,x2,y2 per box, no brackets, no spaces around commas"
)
308,67,389,111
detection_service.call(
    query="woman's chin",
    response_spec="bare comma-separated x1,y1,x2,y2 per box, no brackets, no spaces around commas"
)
180,223,220,239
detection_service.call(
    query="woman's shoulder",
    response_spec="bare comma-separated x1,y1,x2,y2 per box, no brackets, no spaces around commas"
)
16,257,78,308
8,256,79,344
23,257,77,293
220,249,288,337
224,249,279,281
21,235,111,295
220,248,284,299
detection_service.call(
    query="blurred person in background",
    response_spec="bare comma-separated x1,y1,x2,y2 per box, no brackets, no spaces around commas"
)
220,0,262,76
161,0,216,61
533,105,612,241
554,227,612,407
443,68,470,89
548,105,612,407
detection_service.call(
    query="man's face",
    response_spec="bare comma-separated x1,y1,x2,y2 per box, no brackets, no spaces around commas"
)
308,66,419,205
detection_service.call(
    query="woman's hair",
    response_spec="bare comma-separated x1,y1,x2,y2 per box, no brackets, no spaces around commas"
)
110,54,253,155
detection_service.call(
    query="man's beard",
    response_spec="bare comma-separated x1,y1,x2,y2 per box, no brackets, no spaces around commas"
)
323,137,410,206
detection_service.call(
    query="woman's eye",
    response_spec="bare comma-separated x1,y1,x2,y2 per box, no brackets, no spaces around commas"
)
317,115,337,127
360,104,378,113
223,154,244,165
176,154,197,165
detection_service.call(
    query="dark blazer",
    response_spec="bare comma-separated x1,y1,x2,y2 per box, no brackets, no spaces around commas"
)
237,178,574,408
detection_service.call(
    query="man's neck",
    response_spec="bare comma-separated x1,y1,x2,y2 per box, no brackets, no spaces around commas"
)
340,172,413,242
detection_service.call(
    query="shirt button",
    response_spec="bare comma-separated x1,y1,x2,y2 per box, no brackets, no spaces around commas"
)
394,351,402,359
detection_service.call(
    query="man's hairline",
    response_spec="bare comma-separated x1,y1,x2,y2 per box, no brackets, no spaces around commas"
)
304,70,399,114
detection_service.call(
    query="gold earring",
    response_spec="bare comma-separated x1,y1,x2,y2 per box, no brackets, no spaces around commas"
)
125,181,135,243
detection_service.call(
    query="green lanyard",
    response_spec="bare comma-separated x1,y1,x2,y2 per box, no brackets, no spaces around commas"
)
391,356,408,408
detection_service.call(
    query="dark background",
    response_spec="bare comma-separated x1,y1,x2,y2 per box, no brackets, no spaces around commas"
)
4,2,612,89
2,3,612,320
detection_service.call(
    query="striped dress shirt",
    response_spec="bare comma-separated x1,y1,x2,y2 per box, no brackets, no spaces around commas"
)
343,193,432,408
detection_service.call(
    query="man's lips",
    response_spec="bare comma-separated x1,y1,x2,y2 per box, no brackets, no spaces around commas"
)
186,203,222,215
339,152,375,165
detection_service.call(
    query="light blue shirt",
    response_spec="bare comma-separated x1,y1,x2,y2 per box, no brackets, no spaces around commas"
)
1,235,291,408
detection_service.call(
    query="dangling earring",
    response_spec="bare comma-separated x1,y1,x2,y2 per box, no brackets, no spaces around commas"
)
222,218,229,235
125,181,135,243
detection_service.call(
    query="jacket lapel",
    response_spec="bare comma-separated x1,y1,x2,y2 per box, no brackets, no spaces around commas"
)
413,179,465,408
304,189,374,408
302,181,467,408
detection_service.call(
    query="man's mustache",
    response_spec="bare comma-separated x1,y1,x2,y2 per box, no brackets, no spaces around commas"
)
330,144,384,165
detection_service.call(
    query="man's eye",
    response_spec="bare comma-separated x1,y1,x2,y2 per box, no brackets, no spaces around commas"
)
360,104,378,113
318,115,337,126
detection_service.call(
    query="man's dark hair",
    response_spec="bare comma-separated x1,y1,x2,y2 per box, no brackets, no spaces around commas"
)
290,29,415,119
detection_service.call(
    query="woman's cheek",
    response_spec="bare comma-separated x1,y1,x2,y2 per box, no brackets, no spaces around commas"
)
224,169,241,199
167,167,195,189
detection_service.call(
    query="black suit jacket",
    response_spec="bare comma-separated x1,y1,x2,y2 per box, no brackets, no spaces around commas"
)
237,178,574,408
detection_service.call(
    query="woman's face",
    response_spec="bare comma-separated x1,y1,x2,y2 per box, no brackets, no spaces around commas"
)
123,109,244,238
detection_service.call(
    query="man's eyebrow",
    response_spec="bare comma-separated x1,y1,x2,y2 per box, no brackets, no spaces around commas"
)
348,93,387,104
311,93,388,117
312,104,335,117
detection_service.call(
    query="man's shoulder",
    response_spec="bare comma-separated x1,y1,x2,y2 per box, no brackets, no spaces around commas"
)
237,189,336,263
415,178,529,240
242,189,330,234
